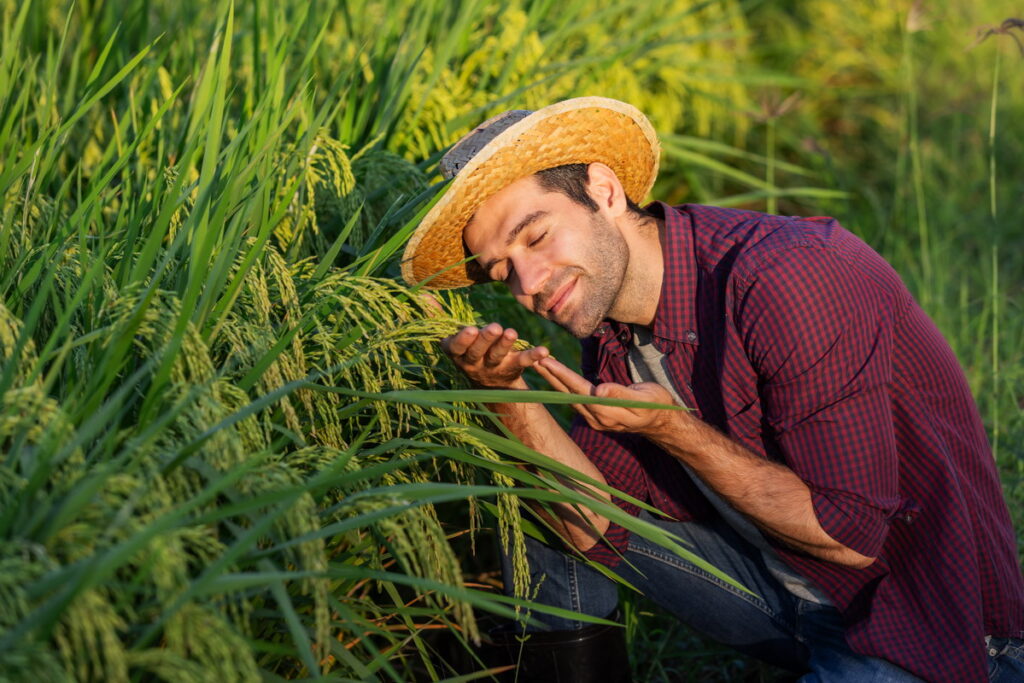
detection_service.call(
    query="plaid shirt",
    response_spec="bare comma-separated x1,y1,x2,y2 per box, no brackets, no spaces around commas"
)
571,202,1024,681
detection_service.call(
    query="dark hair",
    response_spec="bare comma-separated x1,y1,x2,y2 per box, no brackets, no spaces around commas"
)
534,163,651,218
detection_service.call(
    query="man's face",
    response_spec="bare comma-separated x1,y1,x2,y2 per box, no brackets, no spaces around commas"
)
463,175,629,338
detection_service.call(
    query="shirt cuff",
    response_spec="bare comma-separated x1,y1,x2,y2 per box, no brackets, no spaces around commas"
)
581,495,642,567
809,485,891,559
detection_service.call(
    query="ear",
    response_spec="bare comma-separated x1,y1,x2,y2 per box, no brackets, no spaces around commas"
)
586,162,629,219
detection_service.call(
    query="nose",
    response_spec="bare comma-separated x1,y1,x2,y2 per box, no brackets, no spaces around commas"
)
510,254,551,300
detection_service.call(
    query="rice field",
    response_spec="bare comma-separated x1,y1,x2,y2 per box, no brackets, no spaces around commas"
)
1,0,1020,680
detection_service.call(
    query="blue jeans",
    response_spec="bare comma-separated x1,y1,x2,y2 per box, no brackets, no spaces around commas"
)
501,509,1024,681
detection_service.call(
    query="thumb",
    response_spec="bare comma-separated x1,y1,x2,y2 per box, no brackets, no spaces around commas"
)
631,382,675,404
418,292,444,317
594,382,630,399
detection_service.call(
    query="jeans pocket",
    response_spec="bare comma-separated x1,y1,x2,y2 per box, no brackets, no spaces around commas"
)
987,637,1024,681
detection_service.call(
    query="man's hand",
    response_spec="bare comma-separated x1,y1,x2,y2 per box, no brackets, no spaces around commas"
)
441,323,550,389
538,361,876,569
535,357,681,437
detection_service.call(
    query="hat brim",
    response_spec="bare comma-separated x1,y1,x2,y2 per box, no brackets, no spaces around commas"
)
400,97,660,289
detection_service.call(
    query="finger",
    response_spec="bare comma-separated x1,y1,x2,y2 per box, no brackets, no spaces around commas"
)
593,383,631,400
533,359,573,393
573,404,604,431
514,344,550,367
419,292,444,317
608,382,672,407
483,327,517,366
577,383,644,430
444,326,480,356
462,323,503,363
534,364,602,423
537,357,594,395
586,404,637,433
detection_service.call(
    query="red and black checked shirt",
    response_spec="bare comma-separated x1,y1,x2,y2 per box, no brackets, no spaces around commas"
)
571,202,1024,681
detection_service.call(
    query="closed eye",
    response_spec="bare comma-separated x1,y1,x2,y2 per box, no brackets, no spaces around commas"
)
528,231,547,247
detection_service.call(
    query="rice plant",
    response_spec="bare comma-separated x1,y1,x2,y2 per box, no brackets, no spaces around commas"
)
0,0,771,679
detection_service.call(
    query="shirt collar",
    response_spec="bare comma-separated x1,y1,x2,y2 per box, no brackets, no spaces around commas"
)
648,201,700,345
592,202,700,348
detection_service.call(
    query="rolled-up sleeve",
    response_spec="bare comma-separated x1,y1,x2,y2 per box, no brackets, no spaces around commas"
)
735,237,904,558
568,415,648,565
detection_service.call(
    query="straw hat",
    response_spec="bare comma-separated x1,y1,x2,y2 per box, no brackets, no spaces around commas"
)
400,96,660,289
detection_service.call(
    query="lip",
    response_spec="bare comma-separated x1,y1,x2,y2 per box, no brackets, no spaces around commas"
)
547,277,578,317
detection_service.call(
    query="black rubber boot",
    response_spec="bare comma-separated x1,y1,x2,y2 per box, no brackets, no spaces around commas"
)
478,616,632,683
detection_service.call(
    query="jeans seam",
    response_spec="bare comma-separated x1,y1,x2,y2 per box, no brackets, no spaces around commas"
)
567,553,581,629
627,541,782,622
1002,641,1024,664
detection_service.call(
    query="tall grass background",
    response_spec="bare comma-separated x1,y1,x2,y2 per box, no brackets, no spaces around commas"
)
0,0,1020,680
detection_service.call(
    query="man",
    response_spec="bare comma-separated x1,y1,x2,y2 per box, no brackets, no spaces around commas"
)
400,97,1024,681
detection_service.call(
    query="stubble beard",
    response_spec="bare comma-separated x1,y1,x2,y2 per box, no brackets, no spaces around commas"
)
543,212,629,339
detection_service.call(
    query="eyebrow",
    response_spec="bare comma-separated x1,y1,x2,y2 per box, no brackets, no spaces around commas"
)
482,210,549,274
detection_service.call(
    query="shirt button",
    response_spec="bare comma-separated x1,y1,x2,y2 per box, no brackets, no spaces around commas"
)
685,331,698,342
903,513,914,523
